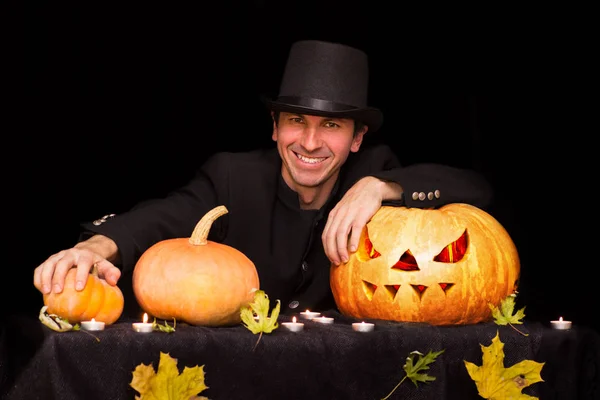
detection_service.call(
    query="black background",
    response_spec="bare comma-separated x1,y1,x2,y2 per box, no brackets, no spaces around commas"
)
4,3,597,333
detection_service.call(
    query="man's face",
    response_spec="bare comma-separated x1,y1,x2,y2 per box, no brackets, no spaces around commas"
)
272,112,367,191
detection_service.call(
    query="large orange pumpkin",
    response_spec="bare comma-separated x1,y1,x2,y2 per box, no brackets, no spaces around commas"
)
132,205,260,326
43,266,124,325
330,204,520,325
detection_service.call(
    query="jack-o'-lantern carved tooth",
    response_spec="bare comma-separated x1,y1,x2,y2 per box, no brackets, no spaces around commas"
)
439,283,454,294
362,281,377,300
411,284,428,300
384,284,400,300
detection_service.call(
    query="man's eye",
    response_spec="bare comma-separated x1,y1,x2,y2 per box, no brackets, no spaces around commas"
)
325,122,339,128
290,117,304,123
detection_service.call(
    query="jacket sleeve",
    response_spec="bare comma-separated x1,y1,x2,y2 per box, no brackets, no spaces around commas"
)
356,145,494,210
79,153,232,273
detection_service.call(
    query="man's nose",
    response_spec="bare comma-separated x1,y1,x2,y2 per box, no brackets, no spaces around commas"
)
300,127,320,151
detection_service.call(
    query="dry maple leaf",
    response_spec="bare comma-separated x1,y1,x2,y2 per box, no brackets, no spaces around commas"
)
240,289,280,350
464,331,544,399
130,351,208,400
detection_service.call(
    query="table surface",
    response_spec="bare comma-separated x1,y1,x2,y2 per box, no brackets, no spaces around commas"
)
4,312,600,400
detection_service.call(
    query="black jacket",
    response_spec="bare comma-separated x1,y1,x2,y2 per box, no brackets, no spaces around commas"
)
82,144,492,314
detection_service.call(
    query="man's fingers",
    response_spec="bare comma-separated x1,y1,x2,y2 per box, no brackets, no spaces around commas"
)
333,211,355,264
95,259,121,286
33,248,119,295
51,255,81,294
33,266,43,292
74,252,97,291
39,260,59,294
348,225,362,254
336,228,350,263
324,208,345,265
35,252,64,294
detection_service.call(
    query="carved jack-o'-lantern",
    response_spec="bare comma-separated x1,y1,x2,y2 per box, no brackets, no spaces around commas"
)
330,204,520,325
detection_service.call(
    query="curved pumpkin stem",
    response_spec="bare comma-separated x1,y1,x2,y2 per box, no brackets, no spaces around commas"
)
189,205,228,246
90,263,99,277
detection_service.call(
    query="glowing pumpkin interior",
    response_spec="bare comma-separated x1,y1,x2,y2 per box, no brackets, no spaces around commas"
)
330,203,520,325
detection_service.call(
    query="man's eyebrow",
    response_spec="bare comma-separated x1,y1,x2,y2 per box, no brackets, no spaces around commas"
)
285,113,349,123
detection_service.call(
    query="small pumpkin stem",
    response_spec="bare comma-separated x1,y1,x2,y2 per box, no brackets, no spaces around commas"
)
189,205,229,246
90,263,99,277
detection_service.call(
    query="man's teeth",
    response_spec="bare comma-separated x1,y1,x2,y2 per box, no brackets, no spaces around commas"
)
297,154,325,164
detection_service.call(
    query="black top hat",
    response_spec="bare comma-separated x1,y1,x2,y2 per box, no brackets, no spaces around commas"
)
263,40,383,132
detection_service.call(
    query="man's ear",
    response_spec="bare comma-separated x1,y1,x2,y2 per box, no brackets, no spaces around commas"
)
271,111,278,141
350,126,368,153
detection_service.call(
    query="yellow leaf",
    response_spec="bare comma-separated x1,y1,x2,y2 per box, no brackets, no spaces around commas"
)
240,290,280,334
464,331,544,399
130,352,208,400
130,364,156,397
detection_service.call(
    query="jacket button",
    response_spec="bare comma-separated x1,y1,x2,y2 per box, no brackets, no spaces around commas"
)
418,192,426,200
427,192,434,200
301,261,308,272
412,192,419,200
288,300,299,309
434,189,441,198
92,214,116,226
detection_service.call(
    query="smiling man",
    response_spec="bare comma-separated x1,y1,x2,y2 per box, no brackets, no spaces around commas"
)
273,112,364,208
34,40,493,315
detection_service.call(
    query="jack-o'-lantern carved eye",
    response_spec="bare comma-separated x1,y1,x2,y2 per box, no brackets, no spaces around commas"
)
356,226,381,262
433,230,468,263
389,230,469,271
364,236,381,259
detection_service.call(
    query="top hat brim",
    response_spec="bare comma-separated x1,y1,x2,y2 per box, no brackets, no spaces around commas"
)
263,96,383,133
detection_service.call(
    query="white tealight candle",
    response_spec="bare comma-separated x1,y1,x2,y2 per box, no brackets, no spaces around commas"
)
352,321,375,332
299,310,321,320
282,316,304,332
313,316,334,324
550,316,572,330
132,313,153,333
80,318,105,331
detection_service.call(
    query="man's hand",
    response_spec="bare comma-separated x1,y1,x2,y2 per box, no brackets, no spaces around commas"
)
33,235,121,295
322,177,403,265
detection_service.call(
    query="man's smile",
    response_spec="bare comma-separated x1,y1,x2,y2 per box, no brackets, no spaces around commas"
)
294,152,327,165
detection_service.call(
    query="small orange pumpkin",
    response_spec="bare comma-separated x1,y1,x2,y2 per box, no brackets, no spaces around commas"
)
43,266,124,325
330,204,520,325
132,205,260,326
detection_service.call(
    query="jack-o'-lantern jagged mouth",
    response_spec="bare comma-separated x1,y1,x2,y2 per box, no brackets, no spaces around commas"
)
361,281,455,301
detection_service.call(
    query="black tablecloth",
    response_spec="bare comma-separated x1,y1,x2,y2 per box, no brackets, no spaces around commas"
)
3,312,600,400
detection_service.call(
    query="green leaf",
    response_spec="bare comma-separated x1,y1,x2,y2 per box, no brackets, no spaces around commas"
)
489,294,529,336
381,349,444,399
490,295,525,325
152,318,176,333
404,350,445,386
